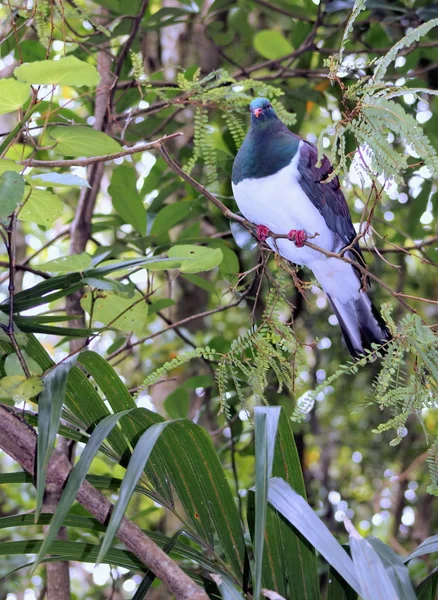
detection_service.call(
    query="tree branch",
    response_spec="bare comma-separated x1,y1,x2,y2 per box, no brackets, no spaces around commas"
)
0,405,209,600
20,132,183,168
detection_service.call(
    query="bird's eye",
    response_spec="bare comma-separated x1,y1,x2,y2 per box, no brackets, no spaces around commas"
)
267,103,271,108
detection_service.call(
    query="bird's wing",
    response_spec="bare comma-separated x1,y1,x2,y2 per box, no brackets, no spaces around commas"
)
297,140,356,246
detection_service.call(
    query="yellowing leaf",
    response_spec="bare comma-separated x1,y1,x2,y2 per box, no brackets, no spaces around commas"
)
14,56,99,87
18,188,63,226
5,143,32,160
253,30,294,60
0,375,43,403
49,126,121,157
0,79,30,114
4,352,43,377
81,290,148,336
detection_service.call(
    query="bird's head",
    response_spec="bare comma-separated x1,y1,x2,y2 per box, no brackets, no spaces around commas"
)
249,97,277,123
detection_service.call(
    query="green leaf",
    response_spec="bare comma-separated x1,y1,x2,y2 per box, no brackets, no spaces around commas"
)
37,253,92,273
253,30,294,60
80,289,149,336
151,201,193,237
4,351,42,376
108,165,147,235
347,526,399,600
29,172,91,188
96,419,173,564
18,188,63,226
0,312,28,346
367,537,417,600
164,388,190,418
14,56,99,87
168,244,223,273
35,359,76,521
49,126,121,157
267,478,361,595
405,534,438,562
211,574,246,599
0,79,30,114
0,160,22,176
0,171,24,218
254,406,281,600
417,568,438,600
32,409,135,572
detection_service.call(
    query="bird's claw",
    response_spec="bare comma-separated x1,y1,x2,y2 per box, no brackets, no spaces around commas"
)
287,229,308,248
256,225,270,242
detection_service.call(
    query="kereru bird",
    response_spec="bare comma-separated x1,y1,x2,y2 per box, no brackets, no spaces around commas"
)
232,97,390,359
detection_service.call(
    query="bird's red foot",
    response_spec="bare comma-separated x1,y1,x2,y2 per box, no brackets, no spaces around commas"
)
287,229,308,248
256,225,270,242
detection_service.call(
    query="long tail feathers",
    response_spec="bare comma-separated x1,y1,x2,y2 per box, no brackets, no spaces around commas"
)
327,292,391,360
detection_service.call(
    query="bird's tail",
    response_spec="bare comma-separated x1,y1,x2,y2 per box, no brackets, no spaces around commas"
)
326,291,391,359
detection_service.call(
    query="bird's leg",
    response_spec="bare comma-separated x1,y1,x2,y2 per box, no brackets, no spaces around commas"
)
287,229,308,248
256,224,270,242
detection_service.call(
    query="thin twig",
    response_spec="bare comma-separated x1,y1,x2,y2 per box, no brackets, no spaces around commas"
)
20,132,183,168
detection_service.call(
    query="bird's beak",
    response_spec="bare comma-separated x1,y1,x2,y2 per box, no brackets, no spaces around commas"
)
253,108,263,118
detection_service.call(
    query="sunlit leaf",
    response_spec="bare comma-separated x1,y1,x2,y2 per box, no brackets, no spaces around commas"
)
15,57,99,87
49,126,121,157
18,188,63,226
0,79,30,114
167,244,223,273
253,30,294,60
37,253,92,273
80,289,149,336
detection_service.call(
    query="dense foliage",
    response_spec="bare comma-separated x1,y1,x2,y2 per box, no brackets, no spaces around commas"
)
0,0,437,598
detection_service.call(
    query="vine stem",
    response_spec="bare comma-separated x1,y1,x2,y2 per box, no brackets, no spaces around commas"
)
2,214,31,377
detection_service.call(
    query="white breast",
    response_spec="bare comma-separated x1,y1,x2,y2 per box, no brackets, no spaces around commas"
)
232,143,335,268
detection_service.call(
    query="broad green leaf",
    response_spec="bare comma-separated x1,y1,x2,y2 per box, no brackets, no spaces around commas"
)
97,419,173,564
76,352,245,579
29,172,91,188
49,126,121,157
18,188,63,226
4,143,32,160
0,160,22,176
4,351,42,377
35,359,76,521
405,534,438,562
108,165,147,235
0,375,43,402
151,201,193,237
37,253,92,273
33,409,134,572
0,171,24,218
0,79,30,114
417,568,438,600
253,30,294,60
164,388,190,419
167,244,223,273
80,289,149,336
267,478,361,595
254,407,281,600
15,56,99,87
327,564,358,600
